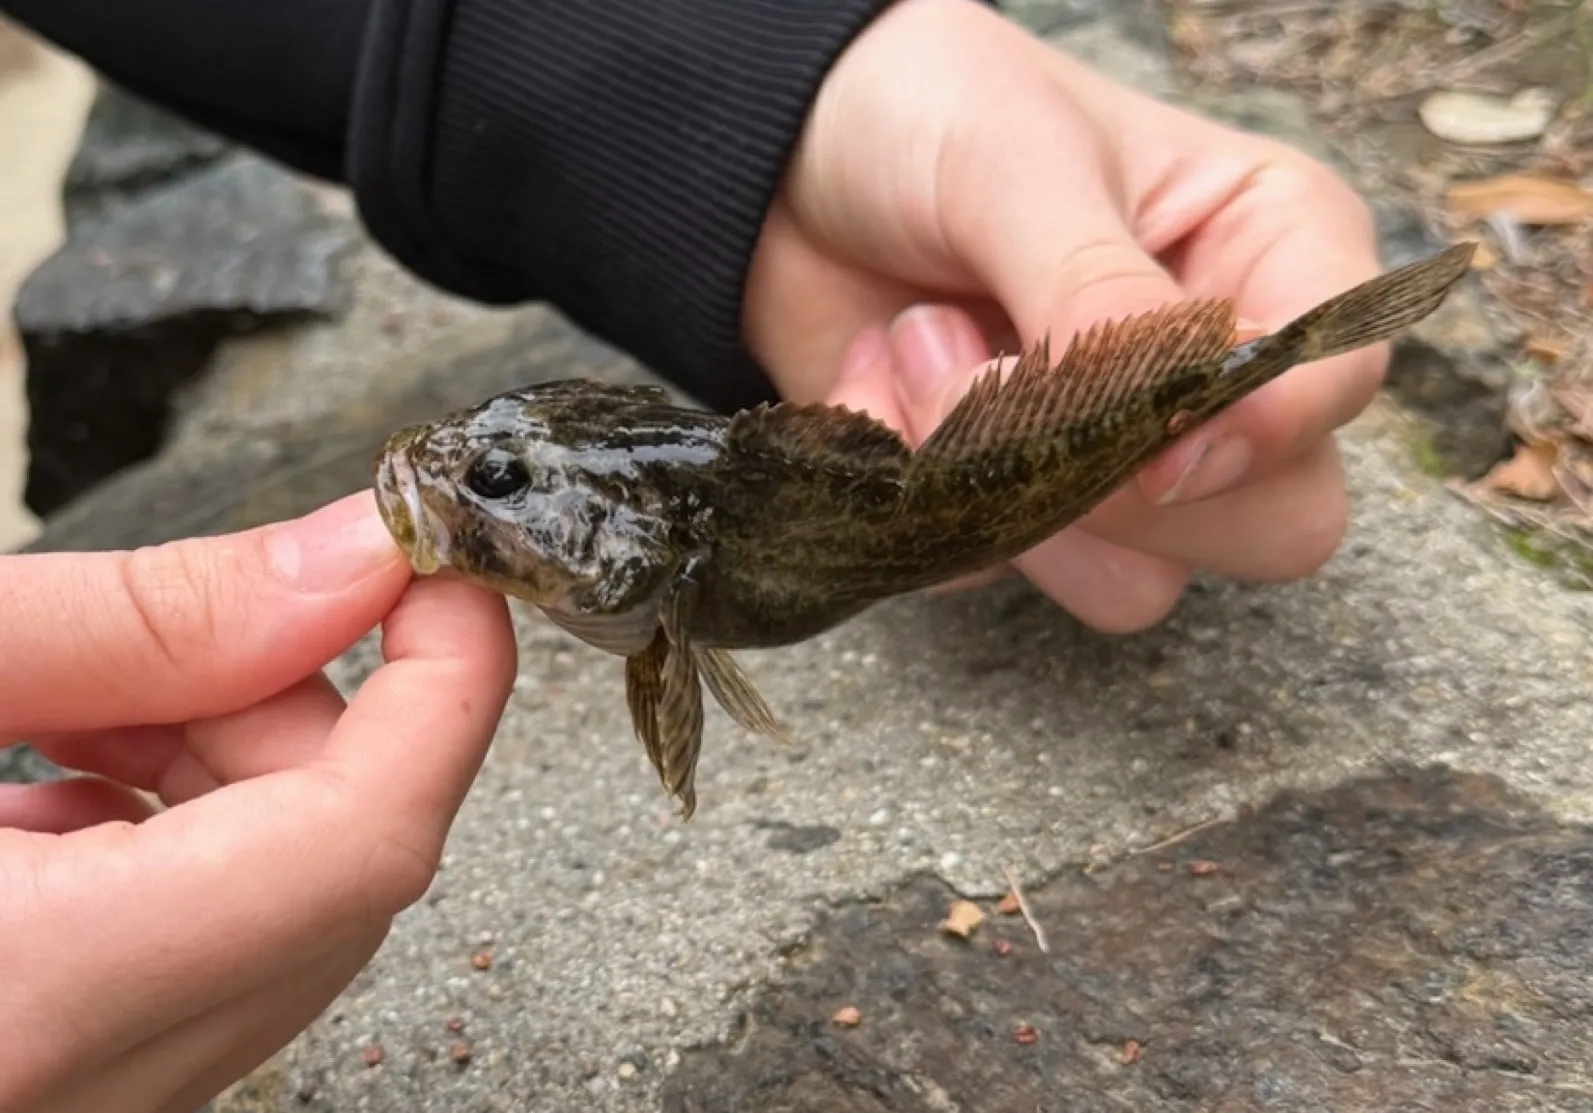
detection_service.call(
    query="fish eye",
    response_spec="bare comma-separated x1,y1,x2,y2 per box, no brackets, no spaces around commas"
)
464,448,531,500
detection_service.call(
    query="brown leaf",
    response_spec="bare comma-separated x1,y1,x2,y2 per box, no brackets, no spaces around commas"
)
996,891,1022,916
1446,174,1593,226
1476,440,1563,501
1524,334,1570,364
940,900,985,939
831,1006,862,1028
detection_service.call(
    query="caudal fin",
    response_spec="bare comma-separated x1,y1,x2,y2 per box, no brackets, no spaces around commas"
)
1236,242,1476,376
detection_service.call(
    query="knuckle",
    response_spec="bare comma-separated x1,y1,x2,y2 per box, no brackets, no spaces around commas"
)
1272,152,1376,237
362,828,443,917
1053,238,1168,296
114,539,227,676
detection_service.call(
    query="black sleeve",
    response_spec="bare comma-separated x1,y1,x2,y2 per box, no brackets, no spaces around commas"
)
1,0,964,413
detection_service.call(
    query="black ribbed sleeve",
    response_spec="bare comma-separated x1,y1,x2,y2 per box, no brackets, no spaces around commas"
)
3,0,1000,411
347,0,904,412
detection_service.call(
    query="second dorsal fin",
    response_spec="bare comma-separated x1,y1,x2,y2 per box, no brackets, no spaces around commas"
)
915,299,1239,463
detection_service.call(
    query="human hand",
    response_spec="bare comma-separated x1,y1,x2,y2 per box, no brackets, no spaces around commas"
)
744,0,1385,632
0,493,515,1113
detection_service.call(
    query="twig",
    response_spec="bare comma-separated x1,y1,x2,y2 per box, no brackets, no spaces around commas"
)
1128,816,1227,858
1001,867,1050,955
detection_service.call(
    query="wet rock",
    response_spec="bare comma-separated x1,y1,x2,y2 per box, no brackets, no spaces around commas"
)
664,767,1593,1112
1383,337,1513,480
22,308,650,554
63,83,229,223
755,820,844,855
1375,205,1452,271
15,157,355,517
13,86,355,518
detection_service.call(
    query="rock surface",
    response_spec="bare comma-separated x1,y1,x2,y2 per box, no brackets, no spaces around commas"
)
7,8,1593,1113
61,82,229,224
11,85,354,517
665,767,1593,1112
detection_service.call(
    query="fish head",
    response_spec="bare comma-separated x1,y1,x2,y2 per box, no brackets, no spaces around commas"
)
373,382,703,607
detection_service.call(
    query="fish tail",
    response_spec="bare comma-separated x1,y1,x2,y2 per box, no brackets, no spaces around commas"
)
1222,242,1476,388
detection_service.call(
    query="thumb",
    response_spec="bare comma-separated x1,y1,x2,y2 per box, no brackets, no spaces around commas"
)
0,491,410,737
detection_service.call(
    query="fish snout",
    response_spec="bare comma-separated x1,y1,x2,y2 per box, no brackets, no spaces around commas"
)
374,439,448,574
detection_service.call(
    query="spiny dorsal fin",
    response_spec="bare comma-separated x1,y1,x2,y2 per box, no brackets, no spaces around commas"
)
915,298,1239,463
728,400,912,464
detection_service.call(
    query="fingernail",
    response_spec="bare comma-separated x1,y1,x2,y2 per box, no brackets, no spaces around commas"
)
890,306,963,407
267,491,404,593
1158,436,1253,505
1235,316,1268,343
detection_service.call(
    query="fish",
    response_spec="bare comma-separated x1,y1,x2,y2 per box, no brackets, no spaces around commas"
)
373,241,1476,818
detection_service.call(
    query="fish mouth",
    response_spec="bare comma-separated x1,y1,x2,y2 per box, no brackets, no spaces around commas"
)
374,444,452,575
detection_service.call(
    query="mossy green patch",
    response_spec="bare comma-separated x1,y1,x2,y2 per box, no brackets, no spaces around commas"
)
1404,423,1451,480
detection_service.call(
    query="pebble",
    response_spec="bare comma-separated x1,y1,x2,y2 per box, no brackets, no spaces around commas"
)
1418,87,1558,145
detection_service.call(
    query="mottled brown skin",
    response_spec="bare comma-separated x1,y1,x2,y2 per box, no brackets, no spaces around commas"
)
374,243,1476,818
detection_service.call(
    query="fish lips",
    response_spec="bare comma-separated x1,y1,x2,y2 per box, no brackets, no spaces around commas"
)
374,443,452,575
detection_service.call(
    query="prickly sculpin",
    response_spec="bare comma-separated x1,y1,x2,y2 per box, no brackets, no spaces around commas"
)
374,243,1475,817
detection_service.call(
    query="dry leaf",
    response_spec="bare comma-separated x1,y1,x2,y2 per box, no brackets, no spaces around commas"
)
1524,334,1570,364
832,1006,862,1028
940,900,985,939
996,891,1022,916
1469,240,1500,269
1446,174,1593,226
1419,88,1558,145
1477,439,1563,501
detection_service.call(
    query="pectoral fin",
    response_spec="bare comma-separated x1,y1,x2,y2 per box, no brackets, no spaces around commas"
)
698,648,790,745
624,629,669,778
624,626,706,819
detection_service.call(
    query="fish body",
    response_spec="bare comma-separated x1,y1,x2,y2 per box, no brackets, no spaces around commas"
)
374,243,1476,817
